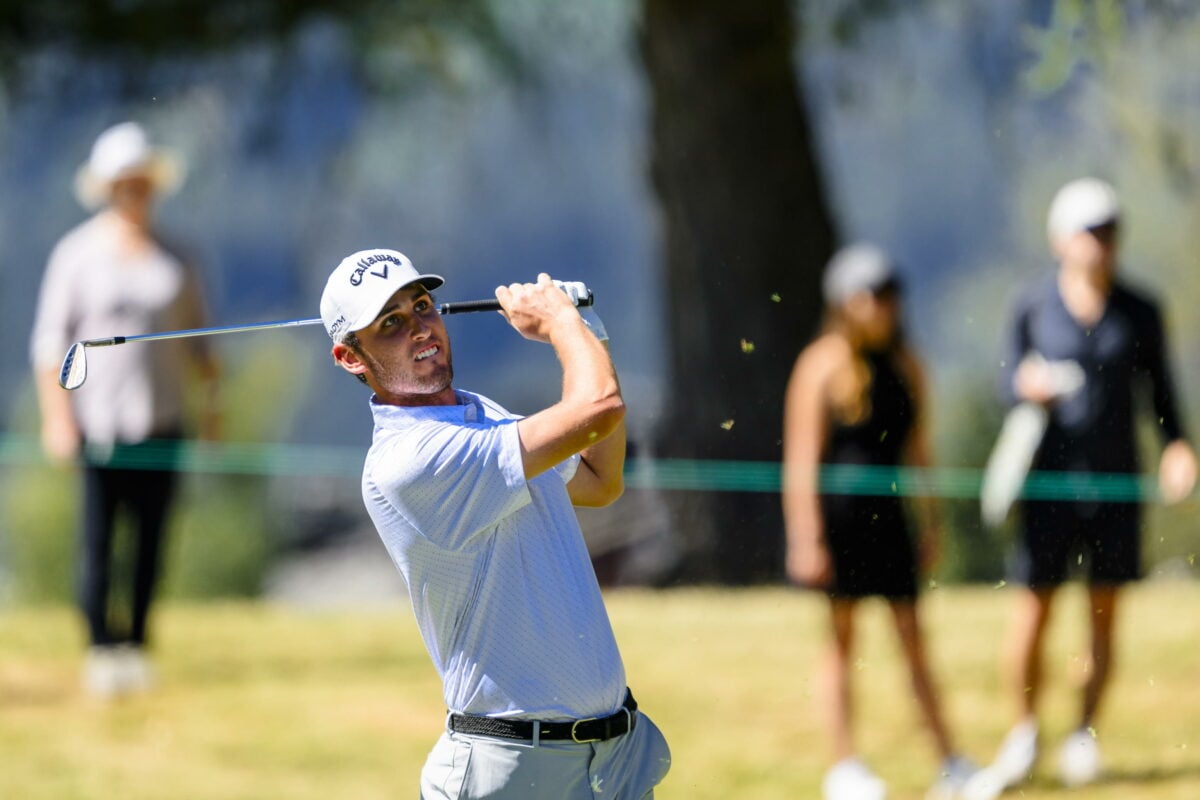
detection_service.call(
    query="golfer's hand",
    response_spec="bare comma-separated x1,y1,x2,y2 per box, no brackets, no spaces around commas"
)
787,535,832,588
1159,440,1198,505
553,280,608,342
496,273,582,343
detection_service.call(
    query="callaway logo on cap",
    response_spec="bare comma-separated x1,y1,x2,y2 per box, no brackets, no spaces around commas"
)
320,248,444,340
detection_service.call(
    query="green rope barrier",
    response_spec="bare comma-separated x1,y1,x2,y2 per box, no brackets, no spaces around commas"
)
0,434,1165,503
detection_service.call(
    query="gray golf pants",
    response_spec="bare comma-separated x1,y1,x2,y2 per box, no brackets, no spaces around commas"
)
420,711,670,799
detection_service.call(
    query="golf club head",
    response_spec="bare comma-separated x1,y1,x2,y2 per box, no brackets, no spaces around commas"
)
59,342,87,390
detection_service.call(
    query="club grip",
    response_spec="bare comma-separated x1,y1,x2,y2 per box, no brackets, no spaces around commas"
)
438,291,594,315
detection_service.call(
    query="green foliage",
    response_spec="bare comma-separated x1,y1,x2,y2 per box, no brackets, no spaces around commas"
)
0,0,521,94
1022,0,1126,93
160,474,273,599
0,462,76,605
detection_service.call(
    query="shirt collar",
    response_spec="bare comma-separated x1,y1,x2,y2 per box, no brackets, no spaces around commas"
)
370,389,483,429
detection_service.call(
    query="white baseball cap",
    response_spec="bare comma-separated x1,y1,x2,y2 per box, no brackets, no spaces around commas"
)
822,243,901,305
320,248,444,340
74,122,184,209
1047,177,1120,240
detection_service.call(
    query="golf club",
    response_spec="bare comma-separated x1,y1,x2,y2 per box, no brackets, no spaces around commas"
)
59,291,594,391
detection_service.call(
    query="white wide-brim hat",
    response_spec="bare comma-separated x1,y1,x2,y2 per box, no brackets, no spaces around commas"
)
74,121,185,210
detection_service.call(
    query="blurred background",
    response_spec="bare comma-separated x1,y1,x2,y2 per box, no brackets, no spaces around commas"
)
2,0,1199,603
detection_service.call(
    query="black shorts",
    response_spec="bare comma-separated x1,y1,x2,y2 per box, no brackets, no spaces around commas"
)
822,495,918,600
1014,499,1141,588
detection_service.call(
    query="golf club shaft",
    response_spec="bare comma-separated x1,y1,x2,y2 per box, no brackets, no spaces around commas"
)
75,293,594,349
78,317,322,349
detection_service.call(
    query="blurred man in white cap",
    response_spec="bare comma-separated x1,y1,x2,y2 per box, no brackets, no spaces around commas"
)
321,250,670,799
965,179,1197,799
29,121,220,698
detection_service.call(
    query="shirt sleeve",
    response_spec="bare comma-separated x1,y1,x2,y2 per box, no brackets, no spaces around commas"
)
554,453,581,484
372,418,532,550
29,239,79,370
1138,302,1186,444
998,291,1034,408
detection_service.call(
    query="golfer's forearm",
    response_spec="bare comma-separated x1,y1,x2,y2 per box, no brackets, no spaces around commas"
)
518,319,625,481
552,318,624,434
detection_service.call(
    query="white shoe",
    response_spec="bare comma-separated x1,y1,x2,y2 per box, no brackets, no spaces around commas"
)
83,646,123,699
115,644,156,693
1058,728,1101,787
824,758,887,800
927,755,979,800
961,719,1038,800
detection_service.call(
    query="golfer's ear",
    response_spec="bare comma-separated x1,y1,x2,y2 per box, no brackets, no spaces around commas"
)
332,342,368,377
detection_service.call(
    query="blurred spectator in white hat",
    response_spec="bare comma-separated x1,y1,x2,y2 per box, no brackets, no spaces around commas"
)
29,121,221,698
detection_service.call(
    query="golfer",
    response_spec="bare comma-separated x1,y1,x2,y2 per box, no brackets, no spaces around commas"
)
29,121,220,698
782,244,977,800
965,178,1197,798
320,249,670,799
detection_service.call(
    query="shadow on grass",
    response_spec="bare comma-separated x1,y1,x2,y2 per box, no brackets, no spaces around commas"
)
1102,762,1200,785
1018,761,1200,795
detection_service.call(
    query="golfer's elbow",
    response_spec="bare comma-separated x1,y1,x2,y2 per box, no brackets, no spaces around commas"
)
572,461,625,508
569,382,625,440
589,393,626,441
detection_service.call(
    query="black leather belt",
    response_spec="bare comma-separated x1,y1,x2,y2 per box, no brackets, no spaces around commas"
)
448,690,638,743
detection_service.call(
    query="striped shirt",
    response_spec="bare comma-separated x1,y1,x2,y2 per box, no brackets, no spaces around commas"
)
362,389,627,720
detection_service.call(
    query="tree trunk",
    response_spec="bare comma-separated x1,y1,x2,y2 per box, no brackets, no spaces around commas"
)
641,0,837,583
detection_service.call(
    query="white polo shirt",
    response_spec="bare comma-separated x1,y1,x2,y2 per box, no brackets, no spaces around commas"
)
363,389,628,720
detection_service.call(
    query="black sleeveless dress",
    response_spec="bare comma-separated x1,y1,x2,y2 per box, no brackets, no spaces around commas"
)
820,349,919,600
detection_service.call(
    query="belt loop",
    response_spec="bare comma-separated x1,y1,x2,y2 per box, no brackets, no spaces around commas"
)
531,720,541,748
445,710,455,734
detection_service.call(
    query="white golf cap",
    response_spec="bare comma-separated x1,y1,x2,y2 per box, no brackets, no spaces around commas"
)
822,243,901,305
1047,177,1120,239
320,248,444,340
74,121,184,209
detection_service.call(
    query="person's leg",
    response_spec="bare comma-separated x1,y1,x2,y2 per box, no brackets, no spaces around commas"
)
823,599,858,762
888,599,954,760
1079,502,1138,730
819,598,887,799
1055,584,1118,787
127,464,178,646
1005,587,1056,721
420,732,594,799
962,587,1056,800
79,465,120,646
1081,584,1118,728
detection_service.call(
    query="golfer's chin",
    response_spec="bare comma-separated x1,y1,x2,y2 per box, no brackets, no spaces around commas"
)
378,366,454,405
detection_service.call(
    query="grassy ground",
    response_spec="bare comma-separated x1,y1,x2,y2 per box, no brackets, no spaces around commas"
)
1,583,1199,799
